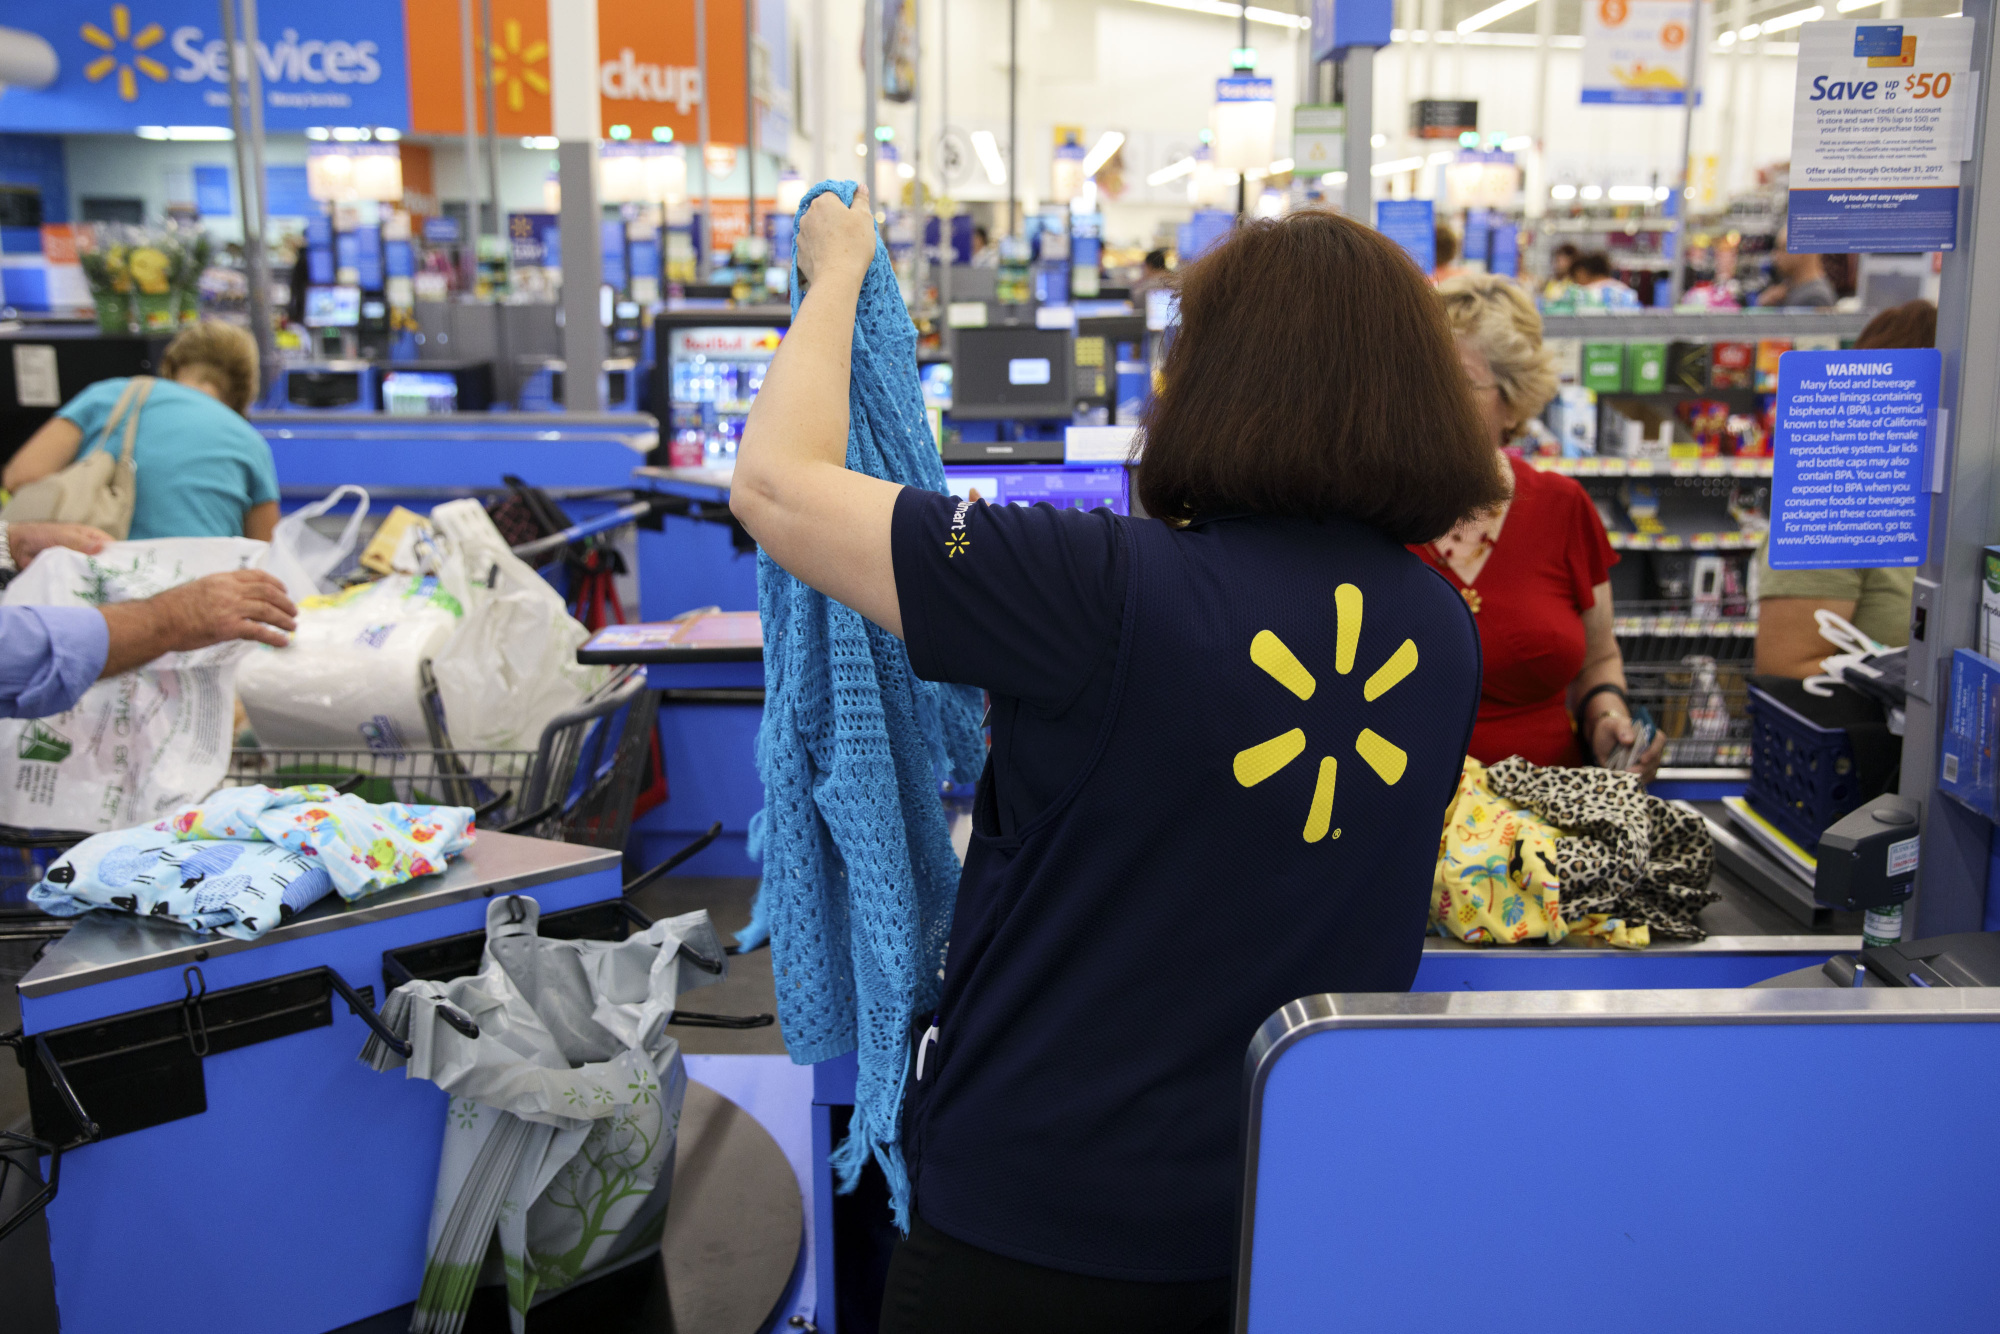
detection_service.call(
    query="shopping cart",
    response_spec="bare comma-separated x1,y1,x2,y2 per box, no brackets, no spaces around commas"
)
226,663,662,853
1625,656,1754,768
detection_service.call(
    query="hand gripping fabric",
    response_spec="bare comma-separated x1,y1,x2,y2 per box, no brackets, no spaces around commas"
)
741,178,985,1229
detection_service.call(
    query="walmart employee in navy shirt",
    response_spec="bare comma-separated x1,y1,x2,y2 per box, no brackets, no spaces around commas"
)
732,190,1507,1333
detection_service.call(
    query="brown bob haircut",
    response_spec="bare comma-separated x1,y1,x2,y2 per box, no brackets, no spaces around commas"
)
1856,299,1937,351
1136,209,1507,544
161,321,259,415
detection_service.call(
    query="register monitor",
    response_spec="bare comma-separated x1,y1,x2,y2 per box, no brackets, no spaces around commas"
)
949,327,1074,422
303,285,362,328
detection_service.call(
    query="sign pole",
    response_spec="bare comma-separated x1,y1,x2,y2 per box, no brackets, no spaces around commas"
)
1668,0,1703,306
1007,0,1017,235
459,0,482,295
745,0,757,255
478,0,511,395
218,0,276,403
1342,48,1374,223
697,0,712,282
1902,0,2000,935
866,0,880,221
550,0,605,413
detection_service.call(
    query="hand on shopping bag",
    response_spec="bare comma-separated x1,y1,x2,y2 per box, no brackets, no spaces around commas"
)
99,570,299,675
796,184,877,289
8,522,114,568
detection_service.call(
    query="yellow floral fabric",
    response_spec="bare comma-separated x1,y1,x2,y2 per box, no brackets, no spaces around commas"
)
1433,758,1650,949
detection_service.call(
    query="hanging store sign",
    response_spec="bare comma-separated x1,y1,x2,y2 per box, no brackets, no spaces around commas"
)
1580,0,1695,107
1294,104,1345,173
1768,349,1939,570
1408,99,1477,139
1376,199,1435,273
0,0,410,132
404,0,788,152
1787,18,1975,254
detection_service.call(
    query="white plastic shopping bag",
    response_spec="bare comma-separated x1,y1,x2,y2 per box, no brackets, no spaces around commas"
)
262,484,369,601
427,499,606,752
361,895,725,1334
0,539,269,832
235,573,463,751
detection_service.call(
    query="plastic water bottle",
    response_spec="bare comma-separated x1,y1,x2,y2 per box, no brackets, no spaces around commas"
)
1862,903,1904,949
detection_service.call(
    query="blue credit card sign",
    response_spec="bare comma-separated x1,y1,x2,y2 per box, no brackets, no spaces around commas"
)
1853,25,1905,57
1768,348,1939,570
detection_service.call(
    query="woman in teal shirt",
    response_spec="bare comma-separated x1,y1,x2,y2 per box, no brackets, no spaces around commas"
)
3,322,280,541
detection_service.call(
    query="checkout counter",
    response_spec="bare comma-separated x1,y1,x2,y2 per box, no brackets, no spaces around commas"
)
9,833,621,1334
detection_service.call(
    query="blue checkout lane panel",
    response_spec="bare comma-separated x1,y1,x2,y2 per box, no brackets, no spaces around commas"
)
255,415,659,491
1243,1018,2000,1333
21,860,620,1334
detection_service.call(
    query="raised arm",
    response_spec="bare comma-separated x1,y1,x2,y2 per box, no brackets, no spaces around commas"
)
728,186,906,638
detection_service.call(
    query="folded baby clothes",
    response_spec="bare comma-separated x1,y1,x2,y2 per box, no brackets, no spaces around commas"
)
30,784,476,939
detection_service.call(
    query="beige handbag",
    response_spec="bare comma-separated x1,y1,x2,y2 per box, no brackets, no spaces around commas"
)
1,376,152,539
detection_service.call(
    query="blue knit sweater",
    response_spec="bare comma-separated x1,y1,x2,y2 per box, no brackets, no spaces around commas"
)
740,179,986,1228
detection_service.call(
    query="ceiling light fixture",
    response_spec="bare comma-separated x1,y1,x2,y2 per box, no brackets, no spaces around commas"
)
1147,156,1199,186
971,129,1008,185
1457,0,1539,36
1080,130,1127,178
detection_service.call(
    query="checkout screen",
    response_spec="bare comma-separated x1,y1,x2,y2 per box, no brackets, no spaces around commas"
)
942,465,1129,515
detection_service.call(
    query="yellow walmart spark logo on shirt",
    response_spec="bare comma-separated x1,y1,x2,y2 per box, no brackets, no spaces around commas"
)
1232,583,1417,843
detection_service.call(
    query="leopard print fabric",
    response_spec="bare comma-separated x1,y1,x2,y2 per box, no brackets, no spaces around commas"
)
1484,756,1719,940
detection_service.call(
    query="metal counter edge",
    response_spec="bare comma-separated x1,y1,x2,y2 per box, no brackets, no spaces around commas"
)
1230,986,2000,1332
17,832,620,1000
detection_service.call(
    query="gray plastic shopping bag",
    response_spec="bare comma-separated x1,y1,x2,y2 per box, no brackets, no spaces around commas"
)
361,895,725,1334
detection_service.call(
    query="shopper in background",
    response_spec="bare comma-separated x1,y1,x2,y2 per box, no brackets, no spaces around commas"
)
1542,241,1581,299
733,194,1502,1333
3,322,280,542
1131,246,1172,297
1418,273,1665,781
1754,298,1937,676
1567,251,1643,309
1757,232,1837,308
970,224,997,267
1433,223,1465,281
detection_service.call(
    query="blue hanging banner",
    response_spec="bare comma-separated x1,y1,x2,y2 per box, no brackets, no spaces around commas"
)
1462,209,1491,270
1768,348,1940,570
422,215,461,244
1489,218,1519,278
383,237,413,279
193,164,232,217
1376,199,1436,273
353,225,383,289
601,219,628,289
264,166,314,219
0,0,411,133
305,211,334,284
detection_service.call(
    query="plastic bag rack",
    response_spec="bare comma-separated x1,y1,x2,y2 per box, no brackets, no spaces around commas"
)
6,965,400,1147
381,895,772,1030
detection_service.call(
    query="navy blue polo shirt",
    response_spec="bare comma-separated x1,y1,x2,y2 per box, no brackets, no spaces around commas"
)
890,488,1481,1281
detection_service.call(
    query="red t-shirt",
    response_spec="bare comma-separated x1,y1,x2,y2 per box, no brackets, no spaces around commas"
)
1411,455,1617,767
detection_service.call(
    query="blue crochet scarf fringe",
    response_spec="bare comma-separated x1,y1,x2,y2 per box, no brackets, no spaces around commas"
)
738,179,985,1230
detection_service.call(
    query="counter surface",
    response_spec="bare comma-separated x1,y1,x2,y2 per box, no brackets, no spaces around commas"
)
17,832,618,1000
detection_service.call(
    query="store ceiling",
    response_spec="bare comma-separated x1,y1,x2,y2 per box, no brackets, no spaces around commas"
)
1407,0,1963,39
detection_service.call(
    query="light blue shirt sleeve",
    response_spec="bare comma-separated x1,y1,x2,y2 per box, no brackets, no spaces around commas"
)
0,606,109,719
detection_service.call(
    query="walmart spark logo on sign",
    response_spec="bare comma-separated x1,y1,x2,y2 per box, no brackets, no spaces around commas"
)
81,6,168,102
1232,584,1418,843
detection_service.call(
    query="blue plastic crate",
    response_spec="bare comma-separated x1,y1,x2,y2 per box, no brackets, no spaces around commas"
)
1745,685,1861,850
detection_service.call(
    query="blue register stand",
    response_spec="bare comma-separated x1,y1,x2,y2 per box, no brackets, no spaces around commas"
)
14,833,620,1334
1237,988,2000,1333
